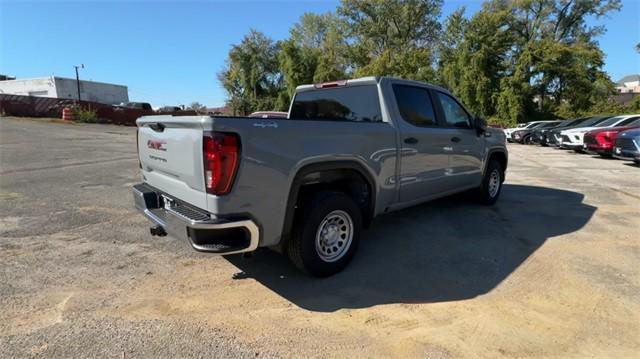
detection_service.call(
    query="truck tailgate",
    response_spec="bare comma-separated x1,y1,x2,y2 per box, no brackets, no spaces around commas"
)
137,116,208,210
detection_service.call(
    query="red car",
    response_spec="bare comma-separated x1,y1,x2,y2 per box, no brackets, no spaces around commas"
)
584,118,640,157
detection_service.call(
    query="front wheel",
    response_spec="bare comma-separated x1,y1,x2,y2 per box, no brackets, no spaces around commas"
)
287,191,362,277
476,159,504,205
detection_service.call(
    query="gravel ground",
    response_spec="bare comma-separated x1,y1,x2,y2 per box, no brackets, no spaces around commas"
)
1,117,639,358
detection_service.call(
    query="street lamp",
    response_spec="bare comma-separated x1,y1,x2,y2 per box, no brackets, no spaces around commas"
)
74,64,84,102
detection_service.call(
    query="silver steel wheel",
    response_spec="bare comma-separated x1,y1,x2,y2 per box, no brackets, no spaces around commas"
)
488,169,501,198
315,210,353,263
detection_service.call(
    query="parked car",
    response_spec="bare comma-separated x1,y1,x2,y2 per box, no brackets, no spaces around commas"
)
115,102,153,111
511,121,557,144
504,121,552,142
504,123,527,142
558,115,637,151
132,77,508,277
584,117,640,157
550,116,611,147
613,128,640,165
547,117,593,146
157,106,183,113
532,118,583,146
523,121,561,145
248,111,288,119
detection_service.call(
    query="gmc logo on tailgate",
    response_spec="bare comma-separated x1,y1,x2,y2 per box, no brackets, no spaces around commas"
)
147,139,167,151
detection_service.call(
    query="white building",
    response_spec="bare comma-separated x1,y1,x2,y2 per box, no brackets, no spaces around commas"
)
0,76,128,104
616,74,640,94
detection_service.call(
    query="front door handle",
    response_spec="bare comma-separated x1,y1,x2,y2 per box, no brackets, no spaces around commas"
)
451,137,461,143
404,137,419,144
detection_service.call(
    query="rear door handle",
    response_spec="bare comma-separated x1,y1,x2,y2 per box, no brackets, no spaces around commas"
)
451,137,461,143
404,137,419,144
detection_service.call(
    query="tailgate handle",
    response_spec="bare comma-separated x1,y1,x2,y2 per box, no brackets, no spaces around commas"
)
149,123,165,132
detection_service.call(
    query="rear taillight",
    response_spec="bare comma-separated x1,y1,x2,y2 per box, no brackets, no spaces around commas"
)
203,132,240,195
596,131,615,145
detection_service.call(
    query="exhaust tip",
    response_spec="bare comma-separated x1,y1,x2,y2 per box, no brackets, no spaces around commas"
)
150,225,167,237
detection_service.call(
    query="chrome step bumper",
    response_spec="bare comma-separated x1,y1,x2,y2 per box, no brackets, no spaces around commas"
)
132,183,259,254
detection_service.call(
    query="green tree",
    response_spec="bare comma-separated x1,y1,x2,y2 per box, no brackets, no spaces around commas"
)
218,0,622,122
452,0,621,124
456,0,515,119
437,7,468,90
279,12,349,102
188,102,206,113
338,0,442,80
626,96,640,112
218,30,283,114
313,21,350,82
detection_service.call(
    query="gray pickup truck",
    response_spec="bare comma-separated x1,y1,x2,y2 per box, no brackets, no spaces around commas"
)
133,77,508,276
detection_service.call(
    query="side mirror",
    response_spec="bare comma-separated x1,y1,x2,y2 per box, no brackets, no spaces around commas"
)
475,116,487,135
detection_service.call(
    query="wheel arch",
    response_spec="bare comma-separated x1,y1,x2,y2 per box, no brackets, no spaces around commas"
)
485,149,508,181
280,161,377,247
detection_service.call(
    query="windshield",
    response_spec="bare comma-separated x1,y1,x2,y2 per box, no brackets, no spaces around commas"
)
578,117,610,127
530,122,550,128
629,118,640,126
617,116,640,126
540,122,560,128
595,116,624,127
557,118,588,128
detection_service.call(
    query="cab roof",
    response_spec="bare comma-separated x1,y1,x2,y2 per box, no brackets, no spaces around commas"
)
295,76,451,95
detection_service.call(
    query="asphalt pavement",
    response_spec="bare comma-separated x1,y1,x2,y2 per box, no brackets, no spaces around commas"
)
1,117,639,358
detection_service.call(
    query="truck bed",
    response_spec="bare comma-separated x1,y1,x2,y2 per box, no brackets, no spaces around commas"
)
137,115,398,247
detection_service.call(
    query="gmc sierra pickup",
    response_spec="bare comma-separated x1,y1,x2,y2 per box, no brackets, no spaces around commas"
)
133,77,508,277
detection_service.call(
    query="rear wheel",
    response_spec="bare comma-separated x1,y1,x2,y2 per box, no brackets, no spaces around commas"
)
287,191,362,277
476,159,504,205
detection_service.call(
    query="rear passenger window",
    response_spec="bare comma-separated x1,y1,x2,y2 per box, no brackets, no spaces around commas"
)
436,92,472,128
628,118,640,126
290,85,382,122
392,85,437,127
618,116,639,126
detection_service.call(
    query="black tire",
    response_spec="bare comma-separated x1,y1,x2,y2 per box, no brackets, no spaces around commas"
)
286,191,362,277
523,135,532,145
476,159,504,205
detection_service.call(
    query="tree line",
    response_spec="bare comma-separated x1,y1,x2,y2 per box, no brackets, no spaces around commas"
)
218,0,637,125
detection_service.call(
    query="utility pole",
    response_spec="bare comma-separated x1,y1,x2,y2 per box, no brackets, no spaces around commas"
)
74,64,84,102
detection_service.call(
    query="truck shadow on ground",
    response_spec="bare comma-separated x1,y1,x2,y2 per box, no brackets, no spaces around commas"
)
227,184,596,312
